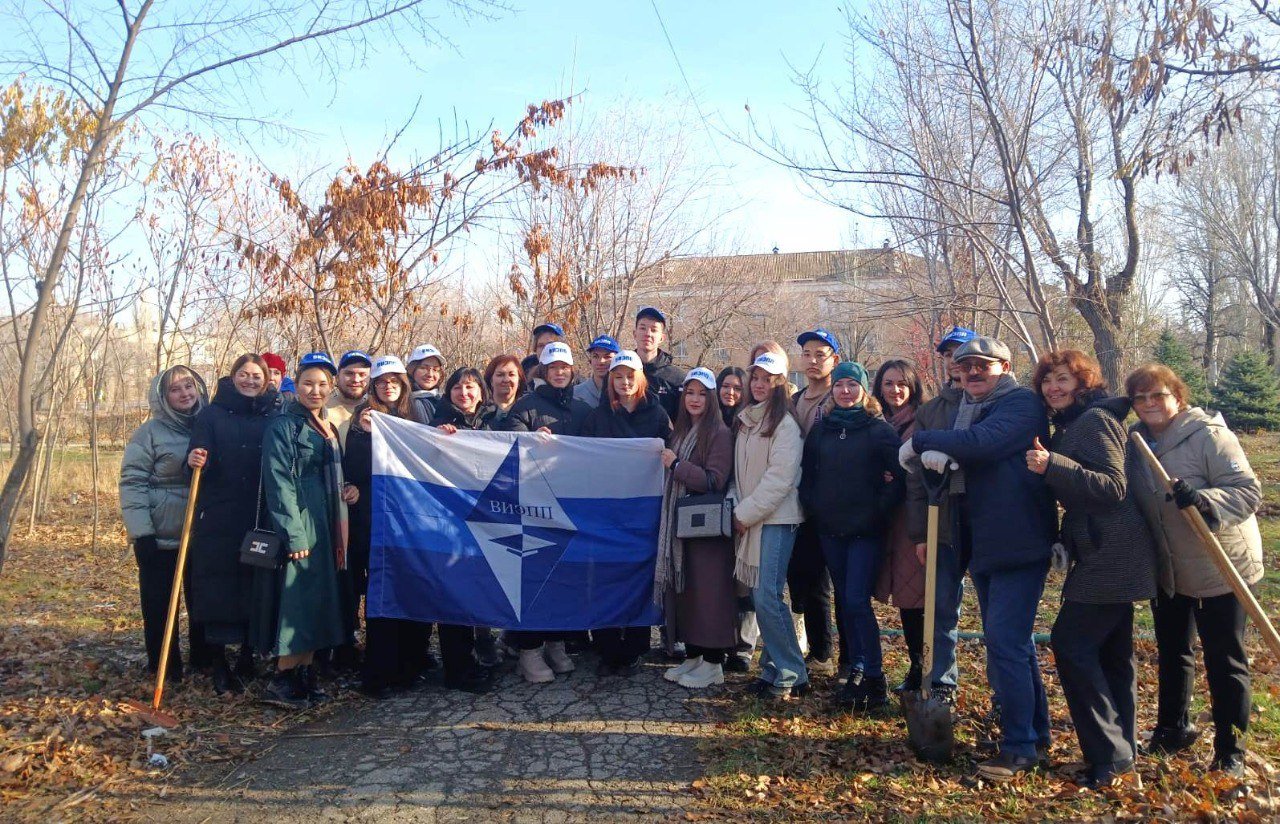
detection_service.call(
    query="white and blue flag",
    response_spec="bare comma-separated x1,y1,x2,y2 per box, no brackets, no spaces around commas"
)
367,414,664,630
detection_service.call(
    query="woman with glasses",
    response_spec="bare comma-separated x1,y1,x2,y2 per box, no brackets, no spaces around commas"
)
1125,364,1263,779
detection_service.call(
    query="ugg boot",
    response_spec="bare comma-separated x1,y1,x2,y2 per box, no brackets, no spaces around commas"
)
543,641,575,674
517,648,555,684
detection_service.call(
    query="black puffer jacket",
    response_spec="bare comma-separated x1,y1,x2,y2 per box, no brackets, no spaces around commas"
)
643,351,685,419
186,377,279,625
430,401,498,432
1044,393,1158,604
799,409,904,537
498,383,592,436
580,392,672,440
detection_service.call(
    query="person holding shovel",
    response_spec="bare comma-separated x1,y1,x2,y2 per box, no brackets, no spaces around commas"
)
1126,364,1263,779
1025,350,1158,788
900,336,1057,781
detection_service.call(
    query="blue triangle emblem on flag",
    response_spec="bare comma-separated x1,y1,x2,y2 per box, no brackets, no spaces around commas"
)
464,441,576,621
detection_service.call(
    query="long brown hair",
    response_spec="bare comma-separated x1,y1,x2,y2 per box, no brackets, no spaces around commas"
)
367,373,415,419
672,380,723,446
747,368,798,438
230,353,271,396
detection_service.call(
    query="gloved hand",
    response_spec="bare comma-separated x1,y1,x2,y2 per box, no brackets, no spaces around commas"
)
1050,542,1070,574
898,439,919,472
1169,478,1217,527
920,450,957,473
134,535,159,554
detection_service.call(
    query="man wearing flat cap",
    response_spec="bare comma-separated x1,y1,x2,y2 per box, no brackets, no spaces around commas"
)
899,335,1056,782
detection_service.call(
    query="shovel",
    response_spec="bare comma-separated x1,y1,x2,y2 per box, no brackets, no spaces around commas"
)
151,465,202,714
902,465,955,763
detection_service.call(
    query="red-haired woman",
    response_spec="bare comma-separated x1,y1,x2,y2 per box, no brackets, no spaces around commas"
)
1024,350,1158,786
581,350,672,675
1123,363,1262,779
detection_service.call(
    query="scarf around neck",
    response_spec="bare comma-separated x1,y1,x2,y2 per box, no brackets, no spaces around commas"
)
653,429,700,603
303,410,349,570
949,373,1019,493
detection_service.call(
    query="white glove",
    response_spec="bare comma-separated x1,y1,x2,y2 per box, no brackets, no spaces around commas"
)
1051,542,1070,574
898,439,919,472
920,450,958,473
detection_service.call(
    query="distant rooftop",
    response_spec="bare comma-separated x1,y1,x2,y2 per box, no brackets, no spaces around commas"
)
645,248,911,286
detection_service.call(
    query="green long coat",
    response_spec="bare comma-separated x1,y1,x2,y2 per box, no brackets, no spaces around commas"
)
250,401,347,658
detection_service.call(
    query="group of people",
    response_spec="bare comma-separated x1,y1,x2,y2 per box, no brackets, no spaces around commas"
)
119,306,1265,787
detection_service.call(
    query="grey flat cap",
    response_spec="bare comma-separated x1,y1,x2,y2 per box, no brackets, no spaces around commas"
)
953,336,1011,363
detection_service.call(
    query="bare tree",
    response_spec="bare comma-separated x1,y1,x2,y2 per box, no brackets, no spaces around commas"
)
0,0,505,571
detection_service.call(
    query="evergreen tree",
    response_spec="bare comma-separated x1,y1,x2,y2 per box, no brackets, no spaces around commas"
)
1212,350,1280,432
1152,329,1209,407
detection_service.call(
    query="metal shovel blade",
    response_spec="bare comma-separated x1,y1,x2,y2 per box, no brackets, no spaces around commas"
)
902,689,954,763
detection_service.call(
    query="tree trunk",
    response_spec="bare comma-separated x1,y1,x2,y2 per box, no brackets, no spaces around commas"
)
1075,297,1123,390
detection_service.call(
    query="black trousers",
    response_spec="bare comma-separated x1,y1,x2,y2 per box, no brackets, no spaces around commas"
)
438,623,477,680
362,618,429,689
786,521,837,662
508,631,571,650
134,543,204,676
1051,600,1137,767
593,626,651,665
900,607,923,668
686,644,726,664
1153,591,1250,760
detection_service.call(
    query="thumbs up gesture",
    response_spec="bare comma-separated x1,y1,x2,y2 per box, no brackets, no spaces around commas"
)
1025,436,1050,475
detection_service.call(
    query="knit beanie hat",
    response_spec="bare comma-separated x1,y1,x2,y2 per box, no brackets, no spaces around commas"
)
261,352,287,374
832,361,870,392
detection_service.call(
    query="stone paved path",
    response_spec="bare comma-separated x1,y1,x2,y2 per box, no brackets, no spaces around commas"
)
146,653,720,823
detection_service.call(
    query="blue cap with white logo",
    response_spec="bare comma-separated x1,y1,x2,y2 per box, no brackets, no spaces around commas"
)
297,351,338,376
532,322,565,338
683,367,717,391
797,328,840,353
339,350,372,369
936,326,977,353
635,306,667,325
586,334,621,354
609,350,643,372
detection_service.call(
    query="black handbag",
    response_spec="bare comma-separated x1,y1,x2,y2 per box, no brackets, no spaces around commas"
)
238,476,283,569
675,468,734,539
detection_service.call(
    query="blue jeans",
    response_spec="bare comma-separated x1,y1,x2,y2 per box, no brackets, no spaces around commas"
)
928,541,966,688
819,535,883,679
971,561,1051,759
753,524,807,688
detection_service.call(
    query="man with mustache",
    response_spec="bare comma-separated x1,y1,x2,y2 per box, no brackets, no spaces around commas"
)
899,336,1056,782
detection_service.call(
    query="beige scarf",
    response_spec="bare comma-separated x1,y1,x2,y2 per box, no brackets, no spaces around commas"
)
732,403,770,588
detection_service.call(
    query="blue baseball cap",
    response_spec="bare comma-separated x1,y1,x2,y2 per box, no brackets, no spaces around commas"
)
586,334,621,354
936,326,977,353
635,306,667,325
338,350,372,369
297,351,337,376
532,322,564,338
797,328,840,353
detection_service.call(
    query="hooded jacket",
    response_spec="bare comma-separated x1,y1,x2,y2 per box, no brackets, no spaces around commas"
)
799,408,904,537
1130,407,1263,598
642,350,685,419
500,382,593,435
1042,393,1158,603
119,367,210,549
580,392,672,440
572,375,605,409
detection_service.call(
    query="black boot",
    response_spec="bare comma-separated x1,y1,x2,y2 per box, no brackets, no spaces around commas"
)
262,668,309,709
893,661,923,695
837,667,865,708
210,652,243,695
1145,725,1200,756
860,675,888,712
299,664,329,703
474,629,502,668
233,646,256,681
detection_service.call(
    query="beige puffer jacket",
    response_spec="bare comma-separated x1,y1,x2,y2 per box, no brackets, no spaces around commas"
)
733,404,804,527
1130,408,1263,599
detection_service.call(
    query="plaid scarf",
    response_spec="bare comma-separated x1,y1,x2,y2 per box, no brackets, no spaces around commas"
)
307,414,350,570
653,430,699,603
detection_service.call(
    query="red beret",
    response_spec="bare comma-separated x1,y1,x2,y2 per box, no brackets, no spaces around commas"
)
261,352,287,373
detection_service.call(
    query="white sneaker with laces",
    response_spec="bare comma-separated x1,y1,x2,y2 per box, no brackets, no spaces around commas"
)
543,641,575,674
678,660,725,689
663,656,703,683
517,647,555,683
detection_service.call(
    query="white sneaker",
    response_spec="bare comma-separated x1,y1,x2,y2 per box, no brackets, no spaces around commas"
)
678,660,725,689
664,656,703,682
517,647,555,683
793,614,810,658
543,641,575,674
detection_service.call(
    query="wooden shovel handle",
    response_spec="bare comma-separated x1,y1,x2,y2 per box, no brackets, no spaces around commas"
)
153,465,202,709
1130,432,1280,662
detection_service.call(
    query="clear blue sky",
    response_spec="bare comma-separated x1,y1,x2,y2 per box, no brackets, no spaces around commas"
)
253,1,873,259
